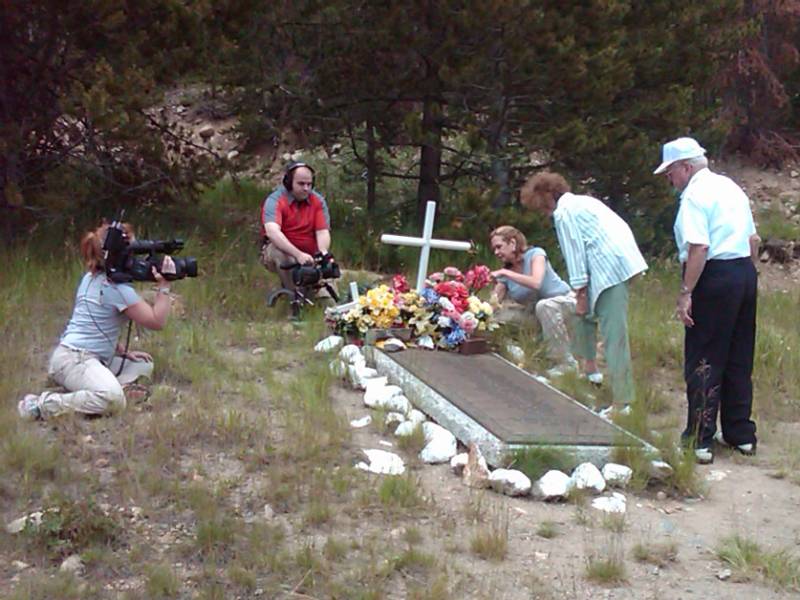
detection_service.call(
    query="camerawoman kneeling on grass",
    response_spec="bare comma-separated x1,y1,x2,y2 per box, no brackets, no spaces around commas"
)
19,222,181,420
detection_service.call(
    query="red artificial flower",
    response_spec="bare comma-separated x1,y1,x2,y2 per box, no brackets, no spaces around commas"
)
435,280,469,313
391,274,410,294
465,264,491,292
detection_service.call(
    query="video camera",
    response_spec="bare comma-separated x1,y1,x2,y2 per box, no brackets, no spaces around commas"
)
287,252,341,287
102,217,198,284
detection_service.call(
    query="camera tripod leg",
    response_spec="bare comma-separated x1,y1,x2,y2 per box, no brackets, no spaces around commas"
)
322,283,339,303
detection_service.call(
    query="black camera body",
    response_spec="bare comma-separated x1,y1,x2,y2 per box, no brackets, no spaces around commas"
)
102,219,198,284
291,252,340,287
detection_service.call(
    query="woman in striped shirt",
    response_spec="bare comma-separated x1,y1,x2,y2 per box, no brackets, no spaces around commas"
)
520,172,647,415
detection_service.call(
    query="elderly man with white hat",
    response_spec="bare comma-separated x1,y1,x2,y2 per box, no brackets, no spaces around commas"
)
655,137,760,464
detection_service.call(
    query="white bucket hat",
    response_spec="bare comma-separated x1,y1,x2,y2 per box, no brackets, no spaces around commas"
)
653,137,706,174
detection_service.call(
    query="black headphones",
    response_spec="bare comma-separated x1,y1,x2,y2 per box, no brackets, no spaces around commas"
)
282,162,315,190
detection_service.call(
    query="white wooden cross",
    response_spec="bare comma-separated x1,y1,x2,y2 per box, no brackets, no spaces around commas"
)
381,201,472,290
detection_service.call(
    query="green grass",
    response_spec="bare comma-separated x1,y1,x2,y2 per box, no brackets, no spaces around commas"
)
505,447,576,482
470,506,509,561
716,534,800,591
3,178,800,598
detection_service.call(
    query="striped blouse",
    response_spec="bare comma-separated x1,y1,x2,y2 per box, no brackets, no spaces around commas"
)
553,192,647,314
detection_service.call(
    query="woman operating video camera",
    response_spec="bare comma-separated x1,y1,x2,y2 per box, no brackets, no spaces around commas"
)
19,222,176,420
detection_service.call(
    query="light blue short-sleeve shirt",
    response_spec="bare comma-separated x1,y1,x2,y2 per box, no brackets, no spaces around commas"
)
498,247,570,306
60,273,142,364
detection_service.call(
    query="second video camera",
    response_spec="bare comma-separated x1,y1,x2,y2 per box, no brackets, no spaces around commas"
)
291,252,341,287
102,219,199,284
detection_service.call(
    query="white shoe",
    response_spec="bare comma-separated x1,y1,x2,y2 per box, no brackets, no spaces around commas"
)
713,431,756,455
586,372,603,385
597,405,630,421
18,394,41,421
694,448,714,464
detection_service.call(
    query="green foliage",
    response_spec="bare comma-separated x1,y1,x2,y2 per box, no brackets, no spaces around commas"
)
378,474,426,509
21,496,123,560
717,534,800,590
1,0,218,233
505,447,576,482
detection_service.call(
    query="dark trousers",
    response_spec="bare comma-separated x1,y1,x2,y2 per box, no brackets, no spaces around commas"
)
683,257,757,448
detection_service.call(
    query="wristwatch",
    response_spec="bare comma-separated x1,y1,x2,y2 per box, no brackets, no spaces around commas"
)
679,284,691,295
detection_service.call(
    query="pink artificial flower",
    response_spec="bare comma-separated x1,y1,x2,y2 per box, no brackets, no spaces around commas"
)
443,266,465,281
391,274,410,294
428,272,445,283
459,311,479,334
465,265,491,292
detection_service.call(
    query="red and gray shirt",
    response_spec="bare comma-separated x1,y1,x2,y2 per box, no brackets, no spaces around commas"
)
261,186,330,255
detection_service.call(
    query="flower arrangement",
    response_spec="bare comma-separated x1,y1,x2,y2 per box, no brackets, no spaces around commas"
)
328,265,497,350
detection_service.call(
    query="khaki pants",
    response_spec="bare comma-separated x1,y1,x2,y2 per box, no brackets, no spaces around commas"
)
260,240,296,290
535,292,577,364
37,345,154,418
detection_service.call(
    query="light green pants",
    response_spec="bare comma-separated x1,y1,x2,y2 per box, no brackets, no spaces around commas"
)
571,282,634,407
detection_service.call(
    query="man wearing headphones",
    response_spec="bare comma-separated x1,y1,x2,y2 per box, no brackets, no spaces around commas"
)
260,162,332,290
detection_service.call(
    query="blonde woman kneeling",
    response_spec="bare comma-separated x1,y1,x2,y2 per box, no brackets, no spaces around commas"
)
489,225,577,370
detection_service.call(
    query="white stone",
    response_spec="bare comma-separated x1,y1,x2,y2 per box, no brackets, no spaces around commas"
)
6,510,53,534
450,452,468,475
263,504,275,521
532,470,571,501
12,560,30,571
355,449,405,475
419,422,457,463
60,554,85,575
348,363,379,390
394,421,419,437
364,384,409,412
314,335,344,352
227,150,240,160
383,337,407,352
717,568,732,581
251,347,266,355
339,344,364,365
416,335,435,350
384,412,406,427
407,409,426,425
648,460,674,481
706,469,728,482
568,462,606,494
489,469,532,496
591,492,627,514
350,415,372,428
505,344,525,362
602,463,633,488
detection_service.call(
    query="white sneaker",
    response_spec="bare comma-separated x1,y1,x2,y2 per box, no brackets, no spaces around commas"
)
18,394,41,421
597,405,630,421
586,372,603,385
694,448,714,464
713,431,756,455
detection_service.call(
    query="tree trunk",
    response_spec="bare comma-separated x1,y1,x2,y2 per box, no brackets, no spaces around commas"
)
417,96,443,225
365,118,377,214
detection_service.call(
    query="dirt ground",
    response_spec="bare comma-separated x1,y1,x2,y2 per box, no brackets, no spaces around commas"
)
335,367,800,600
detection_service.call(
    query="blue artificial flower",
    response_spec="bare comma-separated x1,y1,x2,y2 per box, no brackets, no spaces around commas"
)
419,286,440,305
443,325,466,347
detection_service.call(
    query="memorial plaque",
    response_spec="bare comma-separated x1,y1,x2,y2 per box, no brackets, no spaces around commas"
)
368,348,652,467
